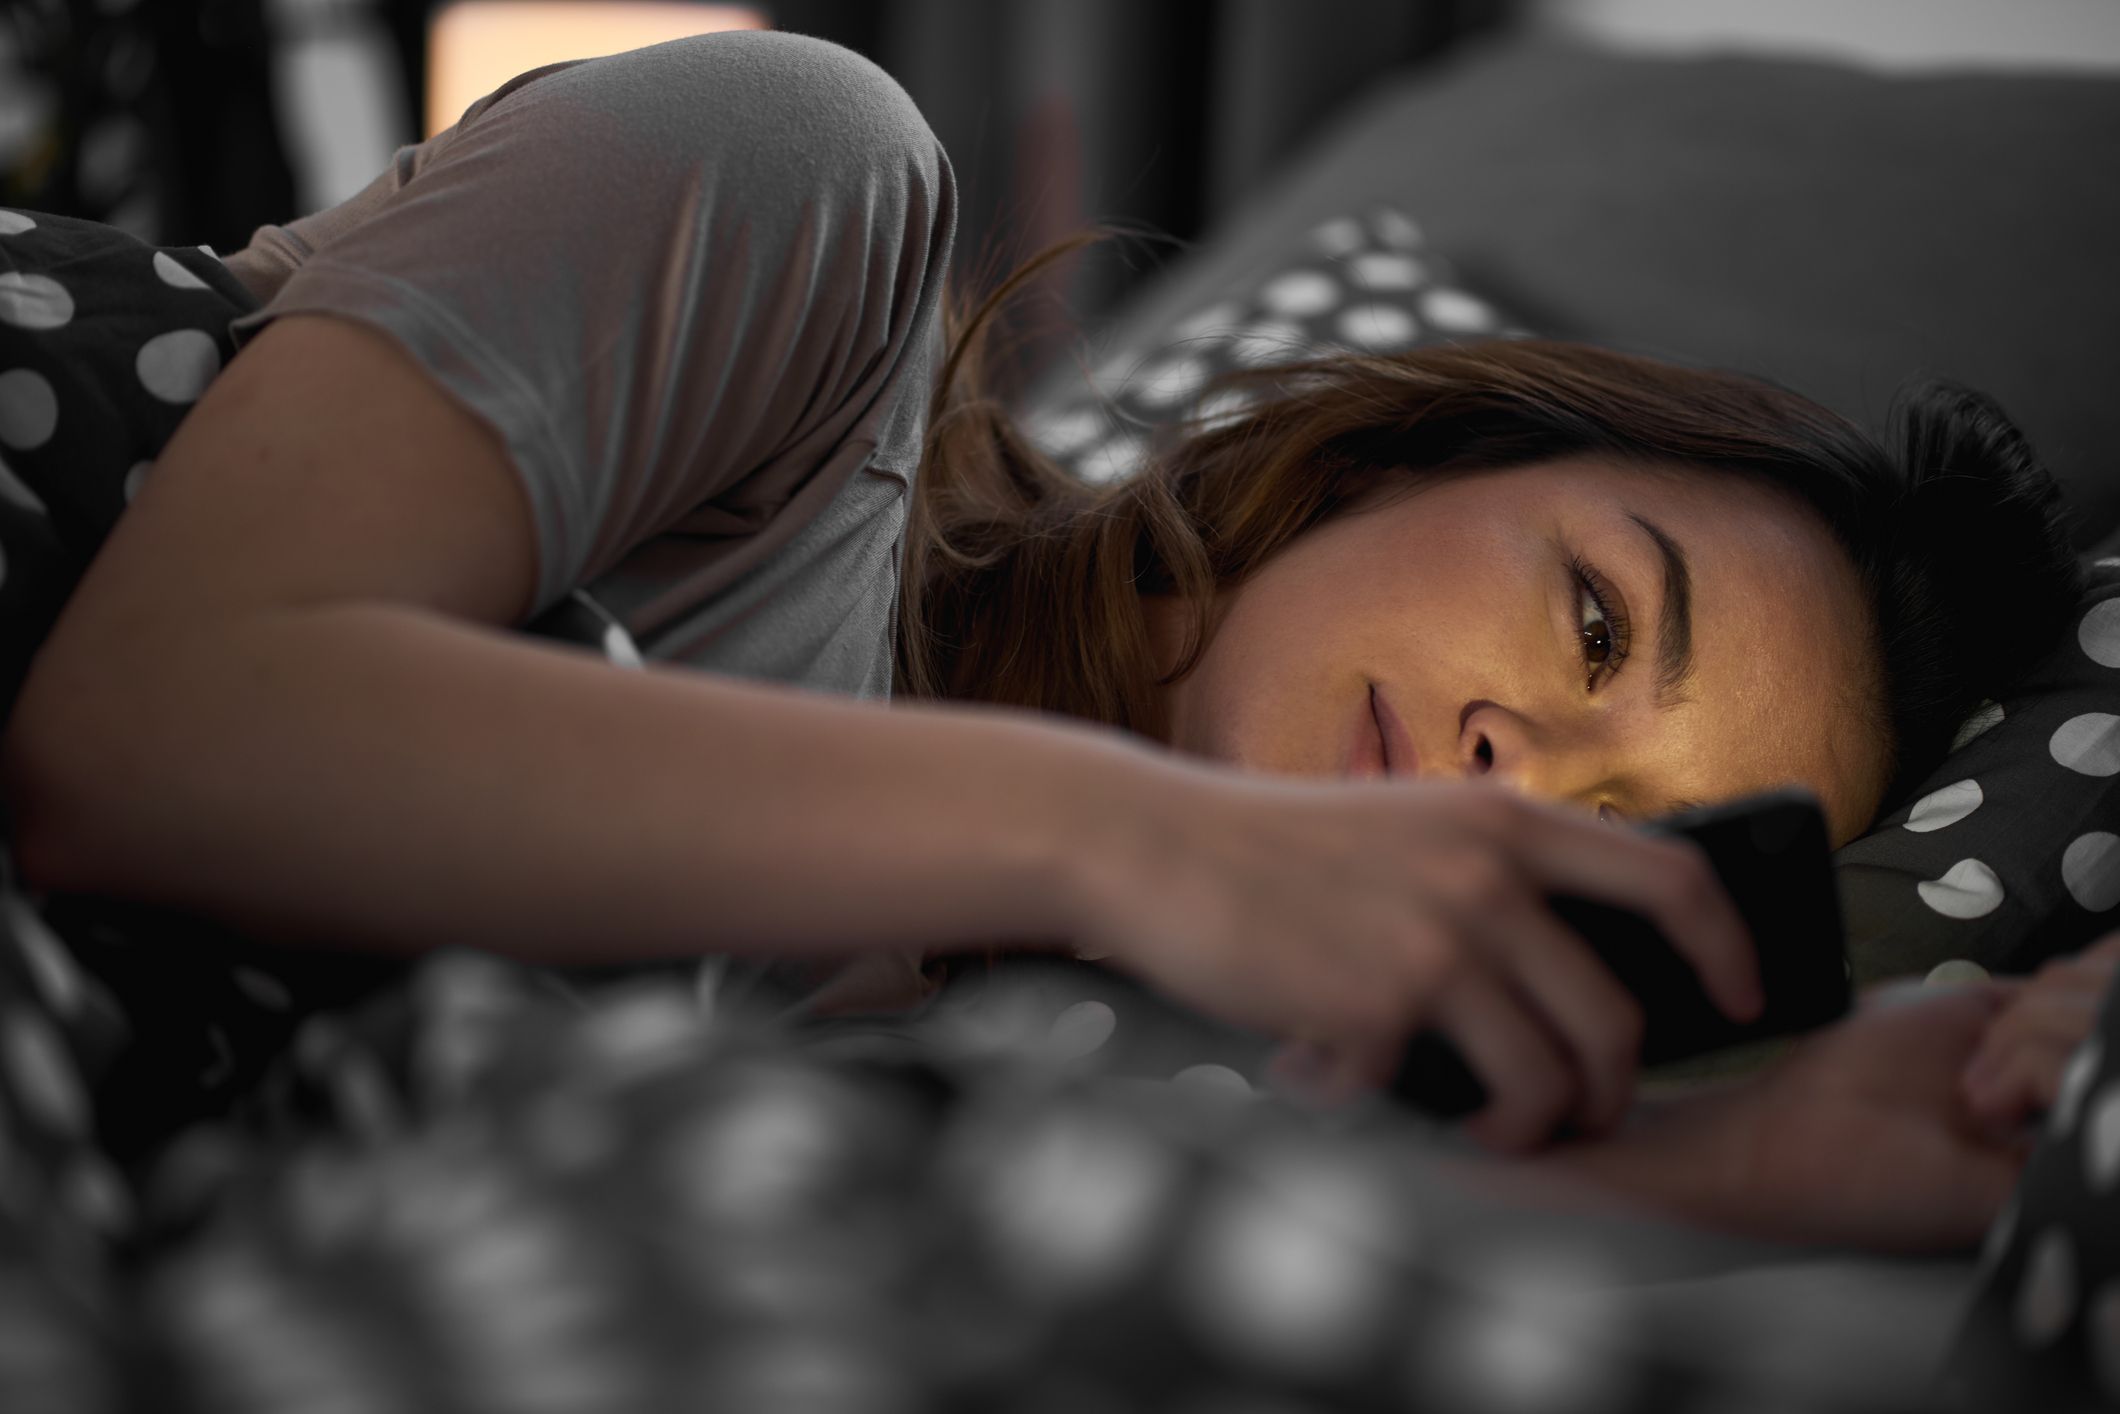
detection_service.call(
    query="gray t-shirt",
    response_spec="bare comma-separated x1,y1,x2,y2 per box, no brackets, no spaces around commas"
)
221,30,957,701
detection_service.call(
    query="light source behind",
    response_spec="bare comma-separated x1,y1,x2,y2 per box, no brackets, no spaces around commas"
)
426,2,770,138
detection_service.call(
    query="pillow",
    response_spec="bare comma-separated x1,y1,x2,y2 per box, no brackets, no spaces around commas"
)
1020,204,1520,483
1021,206,2120,995
1024,38,2120,549
1837,558,2120,985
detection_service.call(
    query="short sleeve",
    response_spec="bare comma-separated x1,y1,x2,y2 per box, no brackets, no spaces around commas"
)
229,31,957,616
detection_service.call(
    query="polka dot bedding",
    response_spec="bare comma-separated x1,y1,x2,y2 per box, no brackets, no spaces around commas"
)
19,948,1973,1414
1940,963,2120,1411
0,209,254,722
4,201,2119,1410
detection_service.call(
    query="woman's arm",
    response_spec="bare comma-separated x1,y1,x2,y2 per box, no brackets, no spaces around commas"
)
1,314,1131,962
4,311,1779,1158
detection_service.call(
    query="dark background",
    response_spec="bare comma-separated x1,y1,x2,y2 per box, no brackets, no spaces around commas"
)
0,0,1507,391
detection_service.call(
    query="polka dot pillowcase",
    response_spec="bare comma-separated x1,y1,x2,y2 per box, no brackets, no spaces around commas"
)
1835,554,2120,984
1028,204,2120,985
1021,205,1516,486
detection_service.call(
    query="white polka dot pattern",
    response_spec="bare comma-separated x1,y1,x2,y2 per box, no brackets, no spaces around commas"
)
1049,1000,1118,1061
0,272,75,330
0,450,42,513
1179,1176,1388,1378
5,896,87,1018
1229,321,1309,367
2080,1081,2120,1190
1924,958,1990,987
1904,778,1982,832
1309,217,1365,256
1170,300,1245,342
1419,287,1497,332
1349,251,1424,290
1335,303,1418,351
1259,270,1341,316
135,328,221,404
152,250,210,291
600,623,643,670
0,210,35,234
2015,1228,2078,1347
0,367,59,451
1983,1196,2020,1268
2063,832,2120,912
1950,699,2005,751
2051,712,2120,776
2,1007,87,1135
1034,206,1516,485
1173,1063,1251,1098
1130,355,1211,408
1191,388,1254,433
1024,406,1108,457
2054,1038,2103,1136
2082,598,2120,667
1916,858,2006,920
1077,434,1147,485
1370,209,1422,249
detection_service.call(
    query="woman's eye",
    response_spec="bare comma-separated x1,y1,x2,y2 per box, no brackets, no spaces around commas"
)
1571,558,1631,690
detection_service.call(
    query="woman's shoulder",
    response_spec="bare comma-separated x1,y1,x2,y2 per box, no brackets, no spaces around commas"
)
465,30,946,190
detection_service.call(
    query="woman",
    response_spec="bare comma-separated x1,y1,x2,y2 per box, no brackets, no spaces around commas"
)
0,32,2091,1239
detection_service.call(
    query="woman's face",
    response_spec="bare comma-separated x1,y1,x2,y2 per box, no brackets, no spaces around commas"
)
1143,456,1891,848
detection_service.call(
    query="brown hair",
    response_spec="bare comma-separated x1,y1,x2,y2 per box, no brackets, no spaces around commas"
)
896,237,2085,825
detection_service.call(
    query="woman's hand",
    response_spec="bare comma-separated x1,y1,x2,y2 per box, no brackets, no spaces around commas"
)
1704,983,2035,1246
1665,980,2039,1253
1066,772,1766,1155
1960,930,2120,1135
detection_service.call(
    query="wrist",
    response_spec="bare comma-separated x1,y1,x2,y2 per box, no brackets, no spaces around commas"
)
970,707,1191,959
1021,729,1195,955
1450,1085,1762,1236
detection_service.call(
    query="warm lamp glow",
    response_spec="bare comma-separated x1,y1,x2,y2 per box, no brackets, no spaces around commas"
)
426,2,770,138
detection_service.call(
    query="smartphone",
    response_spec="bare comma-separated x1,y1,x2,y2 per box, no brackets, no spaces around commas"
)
1391,786,1852,1120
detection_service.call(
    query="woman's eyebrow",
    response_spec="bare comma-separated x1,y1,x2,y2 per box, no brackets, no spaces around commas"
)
1624,510,1697,714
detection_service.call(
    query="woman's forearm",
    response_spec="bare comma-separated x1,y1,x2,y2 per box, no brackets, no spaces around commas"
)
3,600,1154,964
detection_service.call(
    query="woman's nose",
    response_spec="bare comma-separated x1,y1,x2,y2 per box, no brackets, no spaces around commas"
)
1460,704,1604,812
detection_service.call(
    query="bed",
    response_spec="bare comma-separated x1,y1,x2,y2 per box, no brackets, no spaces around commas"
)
3,26,2119,1414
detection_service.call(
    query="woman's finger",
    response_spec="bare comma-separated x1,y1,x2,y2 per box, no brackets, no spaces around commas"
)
1963,987,2105,1084
1454,883,1647,1137
1965,1035,2084,1127
1426,963,1580,1156
1488,793,1762,1028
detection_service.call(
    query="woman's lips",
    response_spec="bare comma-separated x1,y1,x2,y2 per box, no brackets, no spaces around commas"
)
1373,687,1418,778
1346,686,1388,780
